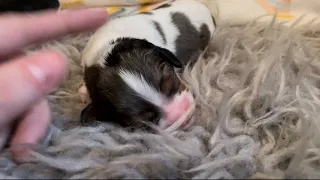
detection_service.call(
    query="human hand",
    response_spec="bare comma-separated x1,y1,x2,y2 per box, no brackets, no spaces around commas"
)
0,8,108,162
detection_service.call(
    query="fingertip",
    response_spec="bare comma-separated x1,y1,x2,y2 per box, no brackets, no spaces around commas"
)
10,144,33,164
61,7,109,20
39,50,68,74
10,99,51,163
62,8,109,32
11,100,51,145
44,50,69,81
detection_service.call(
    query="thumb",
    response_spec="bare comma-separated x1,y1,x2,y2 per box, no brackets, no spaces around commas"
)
0,51,67,126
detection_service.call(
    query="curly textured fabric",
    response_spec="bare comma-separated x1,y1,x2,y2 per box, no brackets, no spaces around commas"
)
0,16,319,179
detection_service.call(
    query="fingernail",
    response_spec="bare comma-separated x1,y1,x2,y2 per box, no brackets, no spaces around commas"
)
28,52,68,93
28,65,46,83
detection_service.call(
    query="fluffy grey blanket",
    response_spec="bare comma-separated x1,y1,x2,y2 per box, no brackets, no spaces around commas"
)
0,18,319,179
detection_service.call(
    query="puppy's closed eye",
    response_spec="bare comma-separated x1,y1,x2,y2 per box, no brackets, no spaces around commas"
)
160,74,179,98
156,47,183,69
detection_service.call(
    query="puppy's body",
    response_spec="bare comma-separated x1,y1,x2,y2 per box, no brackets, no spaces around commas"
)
82,0,215,68
81,0,215,128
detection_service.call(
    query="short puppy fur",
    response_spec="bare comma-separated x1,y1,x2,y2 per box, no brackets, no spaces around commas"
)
80,0,216,128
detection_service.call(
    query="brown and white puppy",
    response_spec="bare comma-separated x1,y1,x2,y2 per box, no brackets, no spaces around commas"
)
80,0,216,128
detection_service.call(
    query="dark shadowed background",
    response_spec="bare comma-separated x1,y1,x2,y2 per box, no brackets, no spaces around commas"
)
0,0,59,13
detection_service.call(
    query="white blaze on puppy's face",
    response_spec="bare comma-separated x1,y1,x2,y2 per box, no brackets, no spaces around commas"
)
119,69,166,107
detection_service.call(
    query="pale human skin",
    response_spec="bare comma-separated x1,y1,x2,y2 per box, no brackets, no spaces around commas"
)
0,8,108,162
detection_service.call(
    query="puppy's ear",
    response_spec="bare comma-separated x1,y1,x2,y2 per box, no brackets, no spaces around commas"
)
80,103,95,125
156,47,183,68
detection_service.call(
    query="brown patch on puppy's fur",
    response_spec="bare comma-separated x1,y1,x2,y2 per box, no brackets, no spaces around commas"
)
160,74,180,98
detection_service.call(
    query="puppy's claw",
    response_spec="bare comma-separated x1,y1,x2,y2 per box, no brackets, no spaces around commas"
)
78,83,89,103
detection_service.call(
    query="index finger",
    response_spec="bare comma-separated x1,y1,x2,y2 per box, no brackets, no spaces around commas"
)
0,8,108,57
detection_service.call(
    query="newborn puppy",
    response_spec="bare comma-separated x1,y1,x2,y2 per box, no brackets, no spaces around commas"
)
80,0,216,128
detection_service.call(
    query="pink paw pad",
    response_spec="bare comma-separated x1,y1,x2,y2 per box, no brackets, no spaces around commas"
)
162,90,195,128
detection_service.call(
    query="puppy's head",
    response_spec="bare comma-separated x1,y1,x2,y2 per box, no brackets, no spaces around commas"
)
81,38,184,127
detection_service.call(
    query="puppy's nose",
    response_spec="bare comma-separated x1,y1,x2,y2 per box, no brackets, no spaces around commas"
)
163,91,192,126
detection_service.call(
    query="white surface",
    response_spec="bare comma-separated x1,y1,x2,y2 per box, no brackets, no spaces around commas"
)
214,0,320,29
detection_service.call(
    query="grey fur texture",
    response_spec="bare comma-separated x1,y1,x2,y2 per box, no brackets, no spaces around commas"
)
0,17,319,179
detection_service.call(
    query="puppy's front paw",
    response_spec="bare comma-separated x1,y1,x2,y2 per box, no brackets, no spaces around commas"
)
78,83,89,103
161,90,196,131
